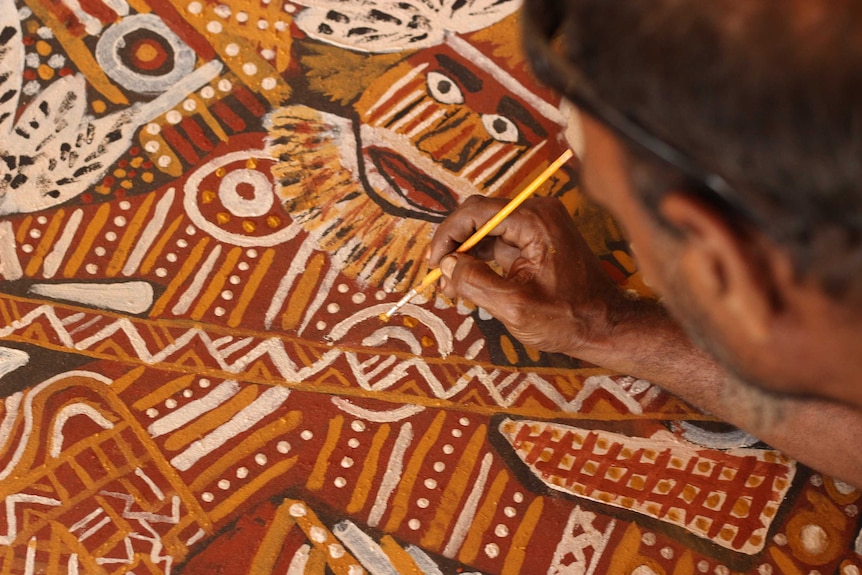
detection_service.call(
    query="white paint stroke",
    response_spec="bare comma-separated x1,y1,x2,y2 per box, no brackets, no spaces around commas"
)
42,209,83,278
0,347,29,379
220,337,255,358
549,507,615,575
464,339,484,360
0,371,112,481
170,386,290,471
60,312,86,326
442,451,493,557
568,375,643,415
454,316,474,342
0,393,22,456
331,398,424,424
461,141,506,181
406,108,446,139
185,529,206,546
135,60,224,125
134,467,165,501
286,544,311,575
333,520,399,575
0,221,22,280
405,546,444,575
367,422,413,527
388,98,433,133
326,303,453,358
365,62,429,120
51,403,114,457
69,508,103,533
361,327,422,356
101,0,129,17
28,281,155,315
122,188,176,276
25,537,37,575
148,379,239,438
61,0,103,35
0,496,61,545
264,236,316,329
78,516,111,541
68,554,79,575
471,146,519,188
172,244,222,315
297,238,357,336
375,88,425,128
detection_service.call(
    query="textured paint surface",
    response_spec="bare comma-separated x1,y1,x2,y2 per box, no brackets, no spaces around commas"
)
0,0,860,574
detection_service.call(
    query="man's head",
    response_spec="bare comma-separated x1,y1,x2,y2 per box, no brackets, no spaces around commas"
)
522,0,862,402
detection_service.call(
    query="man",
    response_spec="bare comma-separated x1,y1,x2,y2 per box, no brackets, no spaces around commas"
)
428,0,862,487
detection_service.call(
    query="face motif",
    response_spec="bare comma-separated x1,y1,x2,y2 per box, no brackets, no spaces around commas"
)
353,40,570,224
270,37,575,291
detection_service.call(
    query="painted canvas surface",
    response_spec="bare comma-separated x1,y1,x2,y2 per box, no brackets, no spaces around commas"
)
0,0,859,573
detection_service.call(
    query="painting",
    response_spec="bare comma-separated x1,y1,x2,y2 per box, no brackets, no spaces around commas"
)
0,0,860,573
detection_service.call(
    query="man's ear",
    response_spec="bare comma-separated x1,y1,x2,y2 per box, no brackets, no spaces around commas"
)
659,191,775,342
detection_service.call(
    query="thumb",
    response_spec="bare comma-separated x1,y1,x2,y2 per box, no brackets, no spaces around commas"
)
439,254,515,319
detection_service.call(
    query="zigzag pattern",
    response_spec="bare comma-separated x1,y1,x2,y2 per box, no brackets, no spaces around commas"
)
0,296,703,419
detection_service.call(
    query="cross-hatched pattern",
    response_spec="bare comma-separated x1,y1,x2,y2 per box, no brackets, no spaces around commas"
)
499,418,796,555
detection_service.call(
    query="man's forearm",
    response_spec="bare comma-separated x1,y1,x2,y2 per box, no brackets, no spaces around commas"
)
574,299,862,487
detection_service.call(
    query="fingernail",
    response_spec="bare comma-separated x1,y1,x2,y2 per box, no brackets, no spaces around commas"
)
440,255,456,277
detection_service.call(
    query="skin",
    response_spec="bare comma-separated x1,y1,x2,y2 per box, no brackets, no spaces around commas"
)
428,113,862,487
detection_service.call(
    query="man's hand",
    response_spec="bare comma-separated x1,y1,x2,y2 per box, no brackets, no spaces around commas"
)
428,195,634,358
429,196,862,487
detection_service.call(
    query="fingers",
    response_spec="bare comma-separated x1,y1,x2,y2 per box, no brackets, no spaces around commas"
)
438,254,504,316
428,196,510,267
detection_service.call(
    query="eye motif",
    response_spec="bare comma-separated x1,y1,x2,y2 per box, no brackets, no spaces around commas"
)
426,71,464,105
482,114,520,143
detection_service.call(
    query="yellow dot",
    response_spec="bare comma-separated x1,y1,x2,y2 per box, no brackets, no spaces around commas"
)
402,317,418,328
134,43,159,64
37,64,54,81
217,212,231,224
95,185,111,195
141,172,154,183
201,190,216,204
130,157,144,168
266,215,281,228
113,169,127,178
120,180,133,189
420,336,434,348
36,40,52,56
245,158,258,169
242,220,256,233
26,21,39,34
92,100,107,114
215,167,226,177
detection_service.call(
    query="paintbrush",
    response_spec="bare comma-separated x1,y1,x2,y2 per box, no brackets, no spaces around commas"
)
380,148,574,322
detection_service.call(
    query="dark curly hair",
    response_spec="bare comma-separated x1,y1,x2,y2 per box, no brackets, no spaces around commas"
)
522,0,862,299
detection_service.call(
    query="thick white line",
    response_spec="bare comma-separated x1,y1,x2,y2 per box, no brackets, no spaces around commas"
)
123,188,175,276
171,245,222,315
367,422,414,527
42,209,83,278
442,451,493,558
148,380,240,438
170,386,290,471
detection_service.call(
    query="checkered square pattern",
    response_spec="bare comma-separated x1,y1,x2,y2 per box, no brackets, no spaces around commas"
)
499,419,796,555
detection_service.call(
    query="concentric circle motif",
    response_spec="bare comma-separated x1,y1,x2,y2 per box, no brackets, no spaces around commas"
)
184,150,298,247
95,14,196,94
